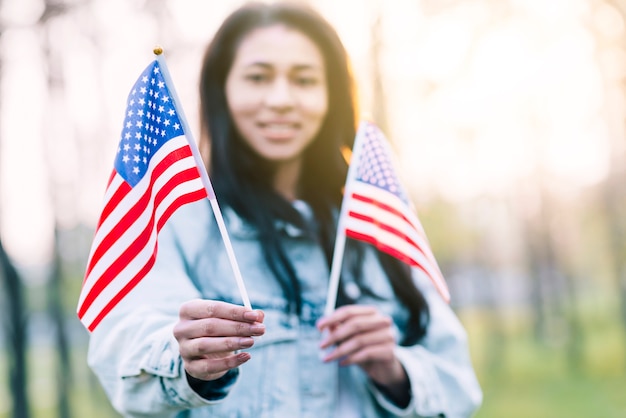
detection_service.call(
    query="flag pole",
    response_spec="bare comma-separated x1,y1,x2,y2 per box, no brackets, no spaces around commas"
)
323,121,367,317
154,46,252,310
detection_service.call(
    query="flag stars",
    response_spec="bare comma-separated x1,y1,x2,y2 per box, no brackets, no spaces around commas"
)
115,62,185,185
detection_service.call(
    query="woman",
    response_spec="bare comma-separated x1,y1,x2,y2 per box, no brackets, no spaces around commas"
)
87,2,482,417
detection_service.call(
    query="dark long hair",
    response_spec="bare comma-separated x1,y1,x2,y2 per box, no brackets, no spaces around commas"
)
199,1,429,345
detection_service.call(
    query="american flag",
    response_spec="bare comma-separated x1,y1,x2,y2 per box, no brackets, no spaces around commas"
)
77,60,210,331
341,122,450,303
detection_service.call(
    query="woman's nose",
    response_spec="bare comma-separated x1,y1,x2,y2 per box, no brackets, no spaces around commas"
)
265,77,295,111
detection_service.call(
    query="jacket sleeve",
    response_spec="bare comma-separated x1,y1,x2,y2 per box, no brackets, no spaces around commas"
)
86,201,238,417
369,269,483,418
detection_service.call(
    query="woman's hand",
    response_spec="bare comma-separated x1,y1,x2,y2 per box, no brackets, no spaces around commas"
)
317,305,411,406
173,299,265,382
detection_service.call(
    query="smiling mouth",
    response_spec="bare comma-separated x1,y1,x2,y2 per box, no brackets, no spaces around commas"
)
258,122,300,139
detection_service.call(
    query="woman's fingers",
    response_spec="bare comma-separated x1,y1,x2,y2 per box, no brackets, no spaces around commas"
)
316,305,377,330
318,307,392,349
174,316,265,340
184,351,252,381
179,336,256,359
179,299,264,323
174,299,265,341
321,327,394,363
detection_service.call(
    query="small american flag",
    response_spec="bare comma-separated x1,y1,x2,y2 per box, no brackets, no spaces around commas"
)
77,60,210,331
342,121,450,303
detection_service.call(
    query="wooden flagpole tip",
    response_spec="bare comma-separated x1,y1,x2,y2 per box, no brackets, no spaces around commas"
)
153,45,164,55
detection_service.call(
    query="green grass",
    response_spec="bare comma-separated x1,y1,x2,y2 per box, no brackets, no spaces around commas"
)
477,375,626,418
461,307,626,418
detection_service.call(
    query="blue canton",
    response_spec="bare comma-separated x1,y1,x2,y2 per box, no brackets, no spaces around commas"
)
356,124,409,204
114,61,183,187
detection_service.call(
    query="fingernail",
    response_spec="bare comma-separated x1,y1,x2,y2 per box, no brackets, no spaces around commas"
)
251,324,265,335
239,337,254,348
237,352,251,363
243,311,259,321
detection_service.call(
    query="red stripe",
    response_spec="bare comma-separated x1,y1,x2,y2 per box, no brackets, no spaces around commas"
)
157,189,207,232
345,228,439,292
347,210,422,254
106,169,116,188
97,180,132,230
84,147,194,277
345,229,418,266
351,192,411,225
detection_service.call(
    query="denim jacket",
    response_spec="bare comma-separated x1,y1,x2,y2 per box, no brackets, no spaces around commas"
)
87,199,482,417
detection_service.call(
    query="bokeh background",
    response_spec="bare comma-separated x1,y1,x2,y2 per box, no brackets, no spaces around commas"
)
1,0,625,417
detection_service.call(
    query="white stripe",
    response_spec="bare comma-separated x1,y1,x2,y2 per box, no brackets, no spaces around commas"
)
79,177,204,326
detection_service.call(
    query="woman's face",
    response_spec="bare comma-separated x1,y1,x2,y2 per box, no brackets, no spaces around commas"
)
225,24,328,164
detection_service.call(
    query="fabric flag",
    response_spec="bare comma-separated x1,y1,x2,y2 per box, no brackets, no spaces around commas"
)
341,121,450,303
77,60,211,332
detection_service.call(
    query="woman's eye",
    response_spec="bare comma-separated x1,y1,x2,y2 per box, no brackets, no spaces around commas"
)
295,76,318,87
245,73,269,83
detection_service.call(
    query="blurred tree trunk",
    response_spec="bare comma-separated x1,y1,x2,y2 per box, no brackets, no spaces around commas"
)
47,227,72,418
39,2,73,417
599,0,626,357
0,1,31,414
370,7,389,135
524,187,555,344
0,238,31,418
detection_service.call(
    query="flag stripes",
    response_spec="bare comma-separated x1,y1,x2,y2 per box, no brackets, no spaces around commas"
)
78,135,206,330
344,182,450,302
